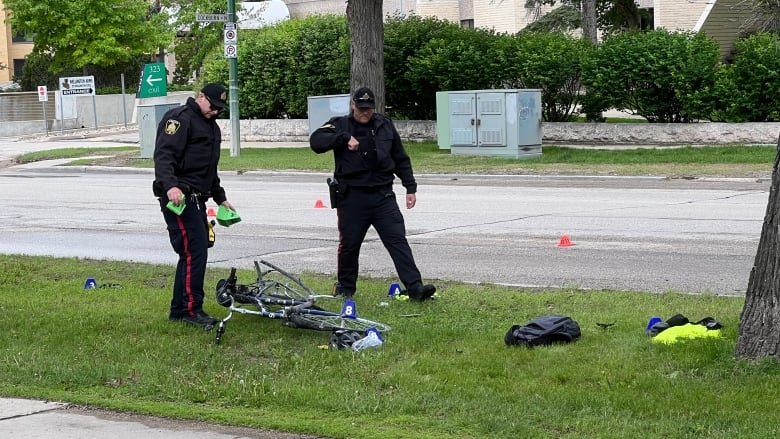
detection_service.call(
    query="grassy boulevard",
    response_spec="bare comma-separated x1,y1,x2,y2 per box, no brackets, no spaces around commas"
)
3,144,779,438
14,142,776,179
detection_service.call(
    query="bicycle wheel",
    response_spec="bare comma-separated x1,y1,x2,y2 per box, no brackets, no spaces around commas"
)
259,278,311,303
287,310,391,333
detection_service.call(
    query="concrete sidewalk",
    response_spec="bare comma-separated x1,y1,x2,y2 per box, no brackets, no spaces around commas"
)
0,127,312,166
0,398,319,438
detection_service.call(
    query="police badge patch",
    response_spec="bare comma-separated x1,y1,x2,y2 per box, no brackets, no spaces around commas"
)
164,119,181,135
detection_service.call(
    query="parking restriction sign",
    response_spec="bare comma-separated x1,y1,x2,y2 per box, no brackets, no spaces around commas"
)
224,29,237,44
38,85,48,102
224,44,237,58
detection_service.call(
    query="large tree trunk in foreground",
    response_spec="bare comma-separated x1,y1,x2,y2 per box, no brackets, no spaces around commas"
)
346,0,385,112
736,134,780,360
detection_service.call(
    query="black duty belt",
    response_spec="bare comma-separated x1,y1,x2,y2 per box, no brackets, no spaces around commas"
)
350,185,391,193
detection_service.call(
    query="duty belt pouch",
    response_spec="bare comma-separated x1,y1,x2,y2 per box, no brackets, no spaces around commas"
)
327,177,339,209
207,219,216,248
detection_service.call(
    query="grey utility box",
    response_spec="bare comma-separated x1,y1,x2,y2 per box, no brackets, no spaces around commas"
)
138,103,179,159
445,89,542,159
307,94,350,137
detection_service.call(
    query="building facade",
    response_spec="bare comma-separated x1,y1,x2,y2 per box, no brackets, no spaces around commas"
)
0,1,33,85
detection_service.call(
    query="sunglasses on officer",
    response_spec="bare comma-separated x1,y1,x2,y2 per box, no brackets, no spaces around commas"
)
204,95,223,112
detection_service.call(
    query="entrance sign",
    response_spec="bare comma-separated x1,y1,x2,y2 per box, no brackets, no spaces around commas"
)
59,76,95,96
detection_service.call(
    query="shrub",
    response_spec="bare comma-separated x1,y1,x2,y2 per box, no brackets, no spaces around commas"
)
405,26,512,119
581,29,720,122
510,31,593,121
384,14,462,120
202,15,348,119
710,32,780,122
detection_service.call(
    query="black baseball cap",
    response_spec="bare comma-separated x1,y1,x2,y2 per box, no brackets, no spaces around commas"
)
353,87,375,109
201,83,227,109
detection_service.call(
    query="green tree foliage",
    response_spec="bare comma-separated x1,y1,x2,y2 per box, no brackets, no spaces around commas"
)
384,14,462,119
709,32,780,122
3,0,172,72
743,0,780,34
202,14,349,119
509,32,592,121
165,0,231,85
581,29,720,122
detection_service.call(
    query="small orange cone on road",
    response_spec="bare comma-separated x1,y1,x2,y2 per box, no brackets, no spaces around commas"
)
207,207,217,217
557,234,572,247
314,199,327,208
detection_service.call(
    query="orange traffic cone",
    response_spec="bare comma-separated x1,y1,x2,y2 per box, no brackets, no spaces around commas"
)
207,207,217,217
314,199,327,208
557,234,572,247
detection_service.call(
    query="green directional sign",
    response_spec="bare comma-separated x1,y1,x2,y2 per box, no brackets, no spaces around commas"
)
137,63,168,98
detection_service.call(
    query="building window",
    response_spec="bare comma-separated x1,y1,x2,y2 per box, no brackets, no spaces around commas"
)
461,19,474,29
13,59,26,79
640,8,654,30
11,28,34,43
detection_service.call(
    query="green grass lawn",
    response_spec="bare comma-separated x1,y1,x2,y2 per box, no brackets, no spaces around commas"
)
1,255,777,438
15,143,777,178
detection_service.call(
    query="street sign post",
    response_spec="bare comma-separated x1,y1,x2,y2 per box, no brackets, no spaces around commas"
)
137,63,168,99
38,85,48,135
226,0,241,157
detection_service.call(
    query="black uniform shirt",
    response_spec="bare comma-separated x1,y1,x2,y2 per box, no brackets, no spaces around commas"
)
310,112,418,194
152,97,227,204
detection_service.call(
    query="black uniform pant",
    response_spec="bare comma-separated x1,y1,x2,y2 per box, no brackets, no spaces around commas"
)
336,187,422,295
160,195,209,319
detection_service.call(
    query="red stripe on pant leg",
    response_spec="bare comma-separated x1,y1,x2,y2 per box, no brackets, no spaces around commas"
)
175,215,195,316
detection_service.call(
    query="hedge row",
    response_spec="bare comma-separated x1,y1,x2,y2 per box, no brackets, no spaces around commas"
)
25,14,771,123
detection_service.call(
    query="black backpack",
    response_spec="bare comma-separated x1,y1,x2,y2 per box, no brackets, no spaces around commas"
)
505,315,582,347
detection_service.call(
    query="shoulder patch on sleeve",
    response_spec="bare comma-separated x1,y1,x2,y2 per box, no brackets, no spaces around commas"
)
164,119,181,135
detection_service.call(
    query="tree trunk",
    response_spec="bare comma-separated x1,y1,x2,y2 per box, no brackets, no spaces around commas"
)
581,0,598,44
736,134,780,361
346,0,385,112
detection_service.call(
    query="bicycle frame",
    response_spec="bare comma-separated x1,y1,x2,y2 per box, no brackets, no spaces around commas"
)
214,259,390,345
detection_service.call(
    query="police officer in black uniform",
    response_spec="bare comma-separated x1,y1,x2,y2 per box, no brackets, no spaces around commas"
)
310,87,436,301
153,83,237,329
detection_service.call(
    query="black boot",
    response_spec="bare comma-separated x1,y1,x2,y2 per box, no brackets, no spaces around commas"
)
407,284,436,302
178,310,218,330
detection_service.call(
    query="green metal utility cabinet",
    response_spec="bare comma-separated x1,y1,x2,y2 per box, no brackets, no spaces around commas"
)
138,102,180,159
307,94,350,137
447,89,542,159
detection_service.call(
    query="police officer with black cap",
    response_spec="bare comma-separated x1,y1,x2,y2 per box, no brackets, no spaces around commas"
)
310,87,436,301
153,83,238,329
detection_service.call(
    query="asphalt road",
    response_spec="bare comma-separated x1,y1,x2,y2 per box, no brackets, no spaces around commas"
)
0,164,768,296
